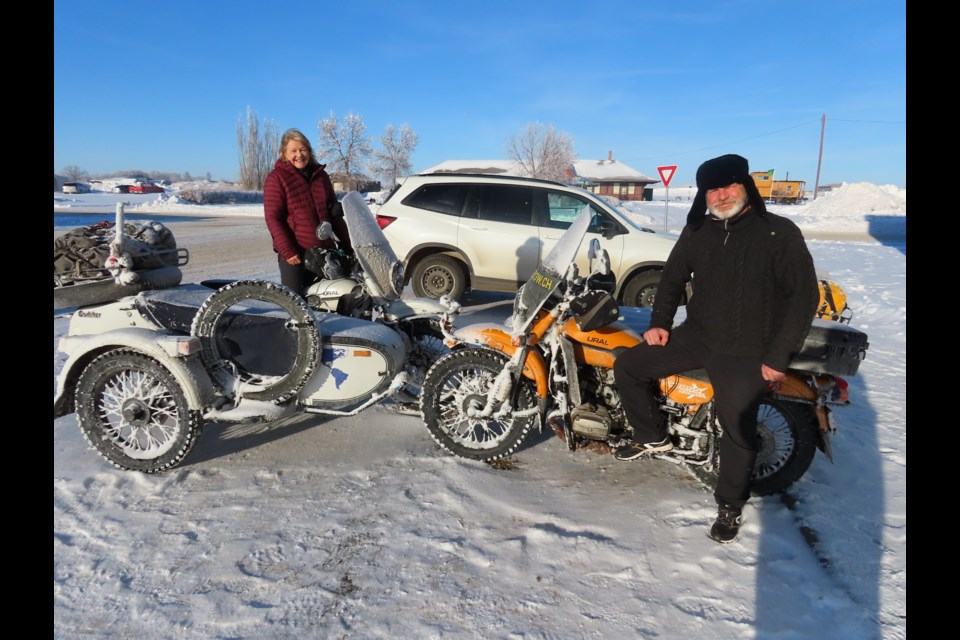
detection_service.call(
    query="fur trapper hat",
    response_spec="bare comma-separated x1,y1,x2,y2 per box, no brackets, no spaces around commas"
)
686,154,766,229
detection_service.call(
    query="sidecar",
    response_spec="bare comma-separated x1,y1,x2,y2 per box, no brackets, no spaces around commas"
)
55,192,458,474
54,279,410,474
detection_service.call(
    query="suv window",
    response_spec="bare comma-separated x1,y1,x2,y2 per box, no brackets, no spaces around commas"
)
402,184,469,216
542,189,613,235
545,191,589,227
463,185,534,225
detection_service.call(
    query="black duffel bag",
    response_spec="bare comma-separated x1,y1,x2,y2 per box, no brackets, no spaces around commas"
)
304,247,353,280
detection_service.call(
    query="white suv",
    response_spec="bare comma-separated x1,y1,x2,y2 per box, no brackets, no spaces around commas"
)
376,173,679,307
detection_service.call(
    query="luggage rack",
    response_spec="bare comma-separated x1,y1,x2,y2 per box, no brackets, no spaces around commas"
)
54,201,189,288
54,202,189,308
54,247,189,287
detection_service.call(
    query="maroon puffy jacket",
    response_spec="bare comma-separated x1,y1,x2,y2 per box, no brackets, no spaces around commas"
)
263,159,351,261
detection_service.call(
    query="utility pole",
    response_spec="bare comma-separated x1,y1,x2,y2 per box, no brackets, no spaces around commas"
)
813,113,825,200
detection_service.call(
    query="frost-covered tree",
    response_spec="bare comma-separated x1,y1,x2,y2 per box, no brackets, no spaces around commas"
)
236,106,279,190
371,123,418,187
62,165,89,182
317,111,373,192
506,123,577,182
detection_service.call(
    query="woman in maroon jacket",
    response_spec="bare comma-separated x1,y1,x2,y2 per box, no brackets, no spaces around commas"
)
263,128,351,292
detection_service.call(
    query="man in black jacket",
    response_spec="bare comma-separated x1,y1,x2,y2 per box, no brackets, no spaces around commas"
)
612,154,819,543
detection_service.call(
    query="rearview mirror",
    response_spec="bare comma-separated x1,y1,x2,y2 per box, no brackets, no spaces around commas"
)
587,238,601,274
587,238,601,262
316,221,339,242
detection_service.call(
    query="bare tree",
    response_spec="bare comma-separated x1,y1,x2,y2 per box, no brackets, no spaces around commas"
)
62,165,89,182
506,123,577,182
371,123,418,187
317,111,373,192
236,106,279,190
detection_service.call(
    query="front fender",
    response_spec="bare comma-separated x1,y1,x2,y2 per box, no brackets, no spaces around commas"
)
451,325,549,398
384,296,450,319
54,328,218,419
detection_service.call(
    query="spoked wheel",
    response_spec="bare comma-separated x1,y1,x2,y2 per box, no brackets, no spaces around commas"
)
692,398,819,496
419,348,538,460
75,350,203,473
750,398,818,495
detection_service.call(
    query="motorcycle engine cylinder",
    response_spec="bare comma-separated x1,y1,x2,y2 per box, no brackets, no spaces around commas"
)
570,404,613,440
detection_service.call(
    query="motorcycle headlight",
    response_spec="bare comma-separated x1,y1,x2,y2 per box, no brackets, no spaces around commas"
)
391,262,405,296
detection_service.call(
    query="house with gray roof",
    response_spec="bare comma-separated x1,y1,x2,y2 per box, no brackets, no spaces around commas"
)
419,151,658,201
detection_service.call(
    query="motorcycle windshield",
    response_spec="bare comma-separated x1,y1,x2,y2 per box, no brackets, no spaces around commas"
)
340,191,403,300
510,205,593,334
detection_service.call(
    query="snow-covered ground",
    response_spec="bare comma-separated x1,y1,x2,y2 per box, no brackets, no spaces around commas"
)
53,184,906,639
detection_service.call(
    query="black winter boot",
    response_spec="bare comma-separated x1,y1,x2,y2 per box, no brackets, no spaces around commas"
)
708,504,743,544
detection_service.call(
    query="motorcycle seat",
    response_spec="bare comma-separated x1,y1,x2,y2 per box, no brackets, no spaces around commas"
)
135,284,214,334
675,368,710,382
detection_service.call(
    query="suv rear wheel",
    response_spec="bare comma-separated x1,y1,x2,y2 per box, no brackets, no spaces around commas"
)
411,255,467,300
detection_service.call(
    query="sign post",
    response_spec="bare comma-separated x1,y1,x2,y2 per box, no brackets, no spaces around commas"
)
657,165,677,232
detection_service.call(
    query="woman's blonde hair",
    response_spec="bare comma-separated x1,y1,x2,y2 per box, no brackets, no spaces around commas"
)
278,128,315,163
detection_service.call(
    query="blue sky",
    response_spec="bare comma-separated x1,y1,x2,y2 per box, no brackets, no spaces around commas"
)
54,1,905,188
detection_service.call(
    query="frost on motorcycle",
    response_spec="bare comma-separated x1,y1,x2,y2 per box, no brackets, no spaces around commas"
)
54,192,460,474
419,206,869,496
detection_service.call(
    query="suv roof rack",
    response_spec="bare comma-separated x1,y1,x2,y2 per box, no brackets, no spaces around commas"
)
414,172,568,187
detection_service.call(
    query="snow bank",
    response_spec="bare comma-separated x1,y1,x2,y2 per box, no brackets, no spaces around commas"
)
798,182,905,217
768,182,906,235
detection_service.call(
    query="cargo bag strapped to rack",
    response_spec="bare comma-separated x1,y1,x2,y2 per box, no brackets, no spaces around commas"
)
54,219,186,285
54,208,189,308
790,318,869,376
816,279,852,323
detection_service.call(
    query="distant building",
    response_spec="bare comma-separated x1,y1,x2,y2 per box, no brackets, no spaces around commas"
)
329,173,381,194
420,151,658,201
568,152,658,201
750,171,807,204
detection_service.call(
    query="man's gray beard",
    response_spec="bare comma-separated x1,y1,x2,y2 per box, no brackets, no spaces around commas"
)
708,196,748,220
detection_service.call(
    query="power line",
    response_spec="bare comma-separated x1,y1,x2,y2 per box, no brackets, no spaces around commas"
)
829,118,905,124
621,115,903,167
623,118,822,165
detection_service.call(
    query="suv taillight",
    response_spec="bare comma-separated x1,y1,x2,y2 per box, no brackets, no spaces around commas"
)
376,215,397,230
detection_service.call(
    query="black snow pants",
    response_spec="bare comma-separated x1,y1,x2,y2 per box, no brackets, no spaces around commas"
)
277,254,317,295
613,324,769,508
